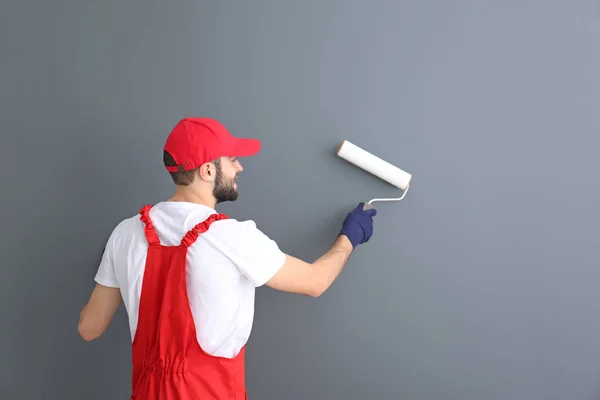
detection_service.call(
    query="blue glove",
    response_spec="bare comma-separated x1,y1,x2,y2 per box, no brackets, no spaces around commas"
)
339,202,377,248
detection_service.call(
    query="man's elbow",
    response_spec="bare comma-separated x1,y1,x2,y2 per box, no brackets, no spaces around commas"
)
77,326,94,342
304,265,332,298
306,280,328,298
79,329,98,342
78,320,102,341
78,310,103,341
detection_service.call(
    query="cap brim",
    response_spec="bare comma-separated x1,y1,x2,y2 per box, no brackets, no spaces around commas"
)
230,137,261,157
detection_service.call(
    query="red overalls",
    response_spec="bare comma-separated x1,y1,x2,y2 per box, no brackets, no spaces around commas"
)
131,204,247,400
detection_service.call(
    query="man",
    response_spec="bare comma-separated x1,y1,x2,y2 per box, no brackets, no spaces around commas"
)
78,117,377,399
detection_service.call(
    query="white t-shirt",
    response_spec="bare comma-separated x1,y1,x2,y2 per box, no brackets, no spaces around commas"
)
94,201,286,358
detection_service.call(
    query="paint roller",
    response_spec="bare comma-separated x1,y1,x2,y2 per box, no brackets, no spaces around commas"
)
337,140,412,210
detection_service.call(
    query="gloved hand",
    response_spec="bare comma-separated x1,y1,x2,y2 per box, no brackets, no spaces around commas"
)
339,202,377,248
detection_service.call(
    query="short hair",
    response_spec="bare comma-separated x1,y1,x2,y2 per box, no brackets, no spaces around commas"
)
163,151,221,186
163,150,198,186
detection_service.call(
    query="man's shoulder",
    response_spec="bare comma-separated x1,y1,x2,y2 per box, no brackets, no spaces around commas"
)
212,217,257,229
104,211,145,245
208,217,262,237
104,205,271,247
206,216,280,251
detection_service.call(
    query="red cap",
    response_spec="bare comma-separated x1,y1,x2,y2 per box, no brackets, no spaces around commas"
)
163,117,261,172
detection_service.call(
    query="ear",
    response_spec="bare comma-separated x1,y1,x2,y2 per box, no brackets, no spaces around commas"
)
197,162,215,182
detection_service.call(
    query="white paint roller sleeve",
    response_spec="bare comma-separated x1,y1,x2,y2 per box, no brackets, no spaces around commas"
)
337,140,412,190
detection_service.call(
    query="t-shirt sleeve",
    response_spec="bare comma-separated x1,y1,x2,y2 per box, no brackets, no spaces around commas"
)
213,220,286,287
94,229,120,288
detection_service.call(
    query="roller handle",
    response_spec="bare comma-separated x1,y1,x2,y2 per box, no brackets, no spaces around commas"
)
361,183,410,211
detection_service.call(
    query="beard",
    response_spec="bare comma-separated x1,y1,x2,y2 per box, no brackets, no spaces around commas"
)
213,165,238,203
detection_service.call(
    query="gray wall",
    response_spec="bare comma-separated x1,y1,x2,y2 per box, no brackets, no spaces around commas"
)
3,1,600,399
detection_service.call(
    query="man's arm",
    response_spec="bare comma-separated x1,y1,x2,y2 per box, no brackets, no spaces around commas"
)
78,283,122,341
266,203,377,297
266,235,354,297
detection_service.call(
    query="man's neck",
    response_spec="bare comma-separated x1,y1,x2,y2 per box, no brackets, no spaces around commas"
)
168,186,216,209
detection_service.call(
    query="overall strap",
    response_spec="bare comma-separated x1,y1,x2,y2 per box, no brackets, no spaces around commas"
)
180,213,228,248
139,205,161,245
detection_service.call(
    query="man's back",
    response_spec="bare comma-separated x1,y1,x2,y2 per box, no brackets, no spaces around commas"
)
77,117,377,399
94,201,286,358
